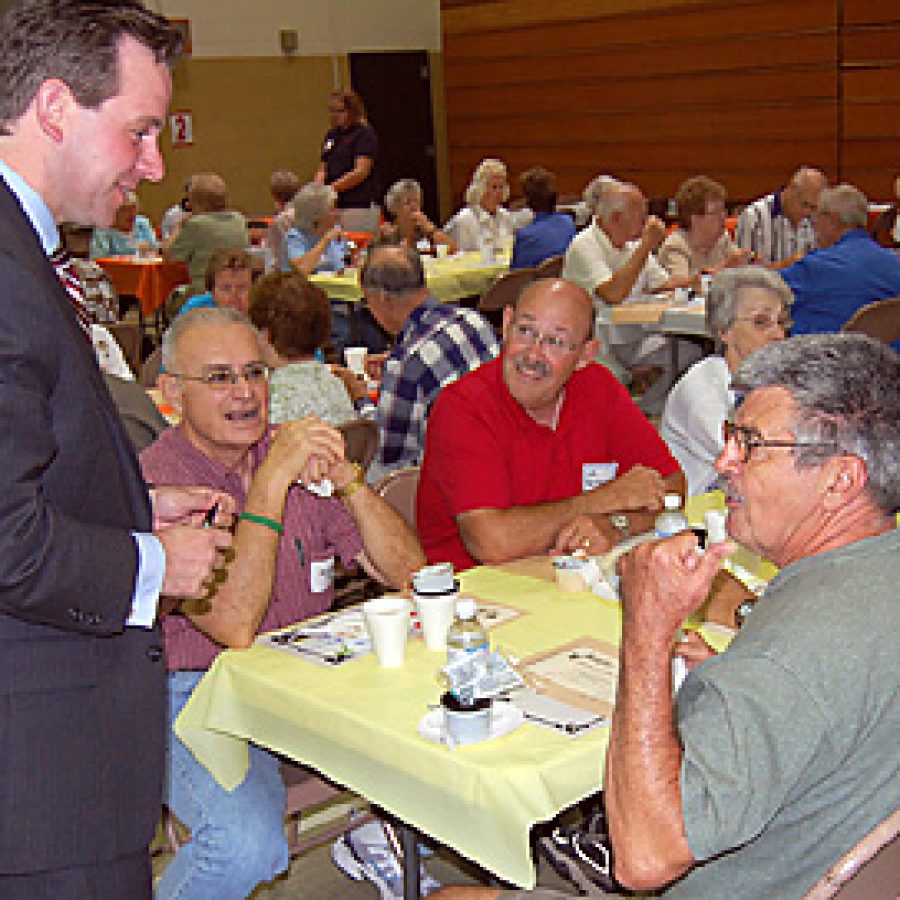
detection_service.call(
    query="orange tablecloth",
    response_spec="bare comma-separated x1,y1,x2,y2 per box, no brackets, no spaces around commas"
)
96,256,189,317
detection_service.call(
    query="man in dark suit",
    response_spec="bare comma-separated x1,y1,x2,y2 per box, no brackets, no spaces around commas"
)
0,2,234,896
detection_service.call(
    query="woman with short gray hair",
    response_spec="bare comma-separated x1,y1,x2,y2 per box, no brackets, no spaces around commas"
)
444,158,515,252
661,267,792,493
381,178,457,255
282,181,348,275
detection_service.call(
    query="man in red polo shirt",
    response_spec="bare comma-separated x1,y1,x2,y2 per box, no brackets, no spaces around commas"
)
417,278,684,570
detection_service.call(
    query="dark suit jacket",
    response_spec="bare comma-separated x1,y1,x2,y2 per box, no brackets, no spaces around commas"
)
0,180,166,873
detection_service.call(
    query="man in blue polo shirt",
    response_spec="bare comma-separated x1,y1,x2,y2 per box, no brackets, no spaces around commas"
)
510,167,576,270
782,183,900,349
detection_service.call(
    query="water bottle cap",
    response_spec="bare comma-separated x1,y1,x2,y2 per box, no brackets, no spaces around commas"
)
455,597,477,619
412,562,455,595
664,493,682,511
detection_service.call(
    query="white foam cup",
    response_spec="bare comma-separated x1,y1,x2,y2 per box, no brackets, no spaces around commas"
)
412,563,458,651
363,596,410,668
414,592,457,651
344,346,368,376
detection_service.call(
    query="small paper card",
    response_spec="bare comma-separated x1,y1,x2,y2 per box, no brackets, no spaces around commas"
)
520,637,620,719
258,610,372,667
471,600,523,630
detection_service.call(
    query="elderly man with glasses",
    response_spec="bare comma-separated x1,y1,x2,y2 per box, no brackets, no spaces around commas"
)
141,306,424,899
434,331,900,899
417,278,685,571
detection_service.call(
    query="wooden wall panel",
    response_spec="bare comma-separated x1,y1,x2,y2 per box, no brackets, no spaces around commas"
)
440,0,899,208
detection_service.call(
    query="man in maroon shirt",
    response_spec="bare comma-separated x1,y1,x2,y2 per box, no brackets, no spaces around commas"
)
417,278,685,570
141,306,424,898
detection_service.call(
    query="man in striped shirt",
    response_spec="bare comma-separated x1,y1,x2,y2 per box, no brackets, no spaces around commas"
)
735,167,827,267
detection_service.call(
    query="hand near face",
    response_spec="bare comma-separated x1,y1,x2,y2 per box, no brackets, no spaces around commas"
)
643,215,667,250
600,464,667,513
264,418,346,490
619,534,735,639
331,364,369,402
552,514,618,556
411,210,434,236
150,486,236,530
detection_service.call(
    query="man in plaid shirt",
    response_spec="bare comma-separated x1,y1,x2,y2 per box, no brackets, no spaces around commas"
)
356,243,499,481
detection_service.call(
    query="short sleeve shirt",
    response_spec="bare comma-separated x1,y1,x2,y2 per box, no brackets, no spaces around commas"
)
321,123,380,208
416,356,680,570
140,426,363,671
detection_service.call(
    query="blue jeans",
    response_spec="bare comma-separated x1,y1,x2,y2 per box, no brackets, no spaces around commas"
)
155,671,289,899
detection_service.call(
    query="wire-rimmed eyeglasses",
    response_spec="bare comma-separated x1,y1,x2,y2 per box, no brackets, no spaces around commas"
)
508,321,586,357
169,362,269,391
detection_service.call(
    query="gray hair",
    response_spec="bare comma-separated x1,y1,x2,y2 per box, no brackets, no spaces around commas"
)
582,175,619,218
384,179,422,216
291,182,337,231
707,267,793,348
464,158,509,208
818,183,868,230
361,242,425,297
596,180,639,223
734,333,900,514
161,307,262,373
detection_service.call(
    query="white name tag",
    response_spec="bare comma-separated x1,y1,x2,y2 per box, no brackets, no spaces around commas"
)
582,462,618,493
310,556,335,594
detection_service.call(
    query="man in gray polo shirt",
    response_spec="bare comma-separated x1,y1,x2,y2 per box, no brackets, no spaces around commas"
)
435,333,900,899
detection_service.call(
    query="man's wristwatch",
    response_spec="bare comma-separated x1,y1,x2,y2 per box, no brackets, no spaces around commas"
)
337,462,366,499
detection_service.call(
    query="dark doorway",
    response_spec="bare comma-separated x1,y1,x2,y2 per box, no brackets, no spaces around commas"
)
349,50,439,223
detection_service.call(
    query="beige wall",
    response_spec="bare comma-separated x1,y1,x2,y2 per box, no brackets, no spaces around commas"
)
139,1,441,223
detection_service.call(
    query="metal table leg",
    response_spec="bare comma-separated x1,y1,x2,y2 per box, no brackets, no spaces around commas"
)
398,823,421,900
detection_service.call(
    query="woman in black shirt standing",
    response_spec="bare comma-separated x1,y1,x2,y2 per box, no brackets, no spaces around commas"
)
315,89,380,210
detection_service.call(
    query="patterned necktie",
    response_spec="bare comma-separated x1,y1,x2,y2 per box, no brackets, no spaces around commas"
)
49,246,93,340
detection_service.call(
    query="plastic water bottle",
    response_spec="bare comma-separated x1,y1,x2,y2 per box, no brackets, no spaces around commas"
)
446,598,489,666
655,493,688,538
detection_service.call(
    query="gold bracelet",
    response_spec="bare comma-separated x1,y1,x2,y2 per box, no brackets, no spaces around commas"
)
337,462,365,499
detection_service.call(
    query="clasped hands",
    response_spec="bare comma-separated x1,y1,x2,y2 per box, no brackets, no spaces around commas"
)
263,417,358,495
551,465,668,555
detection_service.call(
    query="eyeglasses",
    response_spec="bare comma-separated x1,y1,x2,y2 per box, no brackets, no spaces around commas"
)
170,362,269,391
722,421,836,463
734,313,792,331
508,322,585,357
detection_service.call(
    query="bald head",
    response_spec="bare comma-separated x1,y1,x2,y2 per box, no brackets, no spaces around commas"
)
515,278,595,341
782,167,828,226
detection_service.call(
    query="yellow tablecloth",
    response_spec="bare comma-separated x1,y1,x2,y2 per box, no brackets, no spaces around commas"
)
176,568,612,886
310,251,508,305
175,555,739,888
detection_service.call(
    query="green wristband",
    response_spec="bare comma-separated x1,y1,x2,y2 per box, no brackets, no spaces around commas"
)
239,511,284,535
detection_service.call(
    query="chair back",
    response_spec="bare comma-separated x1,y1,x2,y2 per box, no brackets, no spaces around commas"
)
139,345,163,388
841,297,900,346
338,418,378,473
805,807,900,898
373,466,420,530
105,321,142,374
478,267,537,314
535,254,564,279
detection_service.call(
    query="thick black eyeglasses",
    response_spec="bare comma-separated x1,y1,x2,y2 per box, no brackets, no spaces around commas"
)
722,421,837,463
170,362,269,391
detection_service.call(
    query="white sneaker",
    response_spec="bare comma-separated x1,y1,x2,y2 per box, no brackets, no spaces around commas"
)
331,820,441,899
